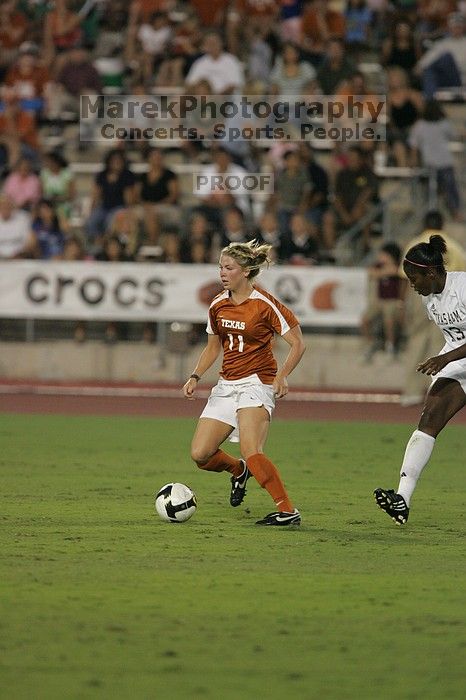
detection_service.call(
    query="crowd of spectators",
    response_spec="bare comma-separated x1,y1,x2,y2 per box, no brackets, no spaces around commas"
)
0,0,465,273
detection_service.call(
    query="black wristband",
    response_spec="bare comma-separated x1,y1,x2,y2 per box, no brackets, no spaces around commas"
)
190,374,200,381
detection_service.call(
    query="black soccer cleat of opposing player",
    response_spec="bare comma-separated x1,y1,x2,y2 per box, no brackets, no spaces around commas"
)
256,509,301,526
230,460,251,507
374,488,409,525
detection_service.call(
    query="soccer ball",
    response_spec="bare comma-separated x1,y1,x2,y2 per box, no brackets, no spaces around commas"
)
155,482,197,523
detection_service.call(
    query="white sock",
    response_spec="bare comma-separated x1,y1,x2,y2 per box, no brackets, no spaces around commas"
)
397,430,435,506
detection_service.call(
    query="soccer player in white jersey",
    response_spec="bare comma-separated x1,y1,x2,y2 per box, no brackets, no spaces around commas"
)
375,235,466,524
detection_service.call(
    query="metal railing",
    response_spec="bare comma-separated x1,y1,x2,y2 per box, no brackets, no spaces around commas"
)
332,150,466,265
332,175,422,265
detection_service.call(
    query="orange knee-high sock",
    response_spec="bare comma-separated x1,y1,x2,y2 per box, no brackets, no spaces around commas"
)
198,450,243,476
247,453,294,512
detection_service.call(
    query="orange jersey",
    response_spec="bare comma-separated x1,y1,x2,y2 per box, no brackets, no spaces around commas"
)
207,285,298,383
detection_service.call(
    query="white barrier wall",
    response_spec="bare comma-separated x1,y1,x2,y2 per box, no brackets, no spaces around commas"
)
0,336,406,390
0,262,367,327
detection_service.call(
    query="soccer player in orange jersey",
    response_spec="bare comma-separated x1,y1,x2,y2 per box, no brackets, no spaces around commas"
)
182,239,306,526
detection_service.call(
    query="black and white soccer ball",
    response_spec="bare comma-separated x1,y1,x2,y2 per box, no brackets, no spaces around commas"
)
155,482,197,523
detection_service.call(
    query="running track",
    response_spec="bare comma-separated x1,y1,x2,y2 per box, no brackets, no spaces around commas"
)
1,381,465,424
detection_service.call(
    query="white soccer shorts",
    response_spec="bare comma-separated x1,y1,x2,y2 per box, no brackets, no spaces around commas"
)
200,374,276,442
431,356,466,394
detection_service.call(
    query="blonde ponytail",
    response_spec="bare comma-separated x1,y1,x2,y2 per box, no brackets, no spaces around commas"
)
220,239,273,279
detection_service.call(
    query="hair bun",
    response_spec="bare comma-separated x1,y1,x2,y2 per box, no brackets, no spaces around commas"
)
428,234,447,256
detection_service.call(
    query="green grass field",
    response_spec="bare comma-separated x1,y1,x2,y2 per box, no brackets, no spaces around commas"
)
1,413,465,700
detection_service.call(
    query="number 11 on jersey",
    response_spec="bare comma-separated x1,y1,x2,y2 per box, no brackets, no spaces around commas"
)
227,333,244,352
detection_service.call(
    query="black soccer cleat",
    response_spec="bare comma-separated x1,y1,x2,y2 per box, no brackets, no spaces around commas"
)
230,460,251,507
374,488,409,525
256,509,301,526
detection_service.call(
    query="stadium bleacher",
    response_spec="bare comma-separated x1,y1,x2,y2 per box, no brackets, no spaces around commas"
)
0,0,465,352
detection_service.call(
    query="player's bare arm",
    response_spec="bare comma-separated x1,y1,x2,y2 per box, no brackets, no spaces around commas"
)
273,325,306,399
418,341,466,375
183,334,222,399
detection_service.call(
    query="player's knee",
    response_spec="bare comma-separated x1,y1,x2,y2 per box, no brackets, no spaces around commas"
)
190,446,210,467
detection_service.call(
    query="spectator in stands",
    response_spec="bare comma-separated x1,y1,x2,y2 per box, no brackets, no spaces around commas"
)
322,145,378,252
325,142,350,189
116,81,156,159
47,47,102,126
266,140,298,172
246,24,276,85
96,233,132,263
367,0,394,48
40,151,76,228
43,0,83,72
2,157,41,210
128,0,170,25
94,3,129,62
416,0,458,44
180,211,213,262
188,210,213,244
188,0,229,30
186,238,211,263
343,0,372,58
269,41,317,99
254,211,282,262
192,91,254,171
160,227,182,263
381,20,420,76
279,0,303,43
155,14,202,87
386,66,424,167
359,137,378,171
137,147,180,240
409,99,462,220
337,71,382,141
226,0,279,59
92,52,126,97
185,30,244,94
415,12,466,98
0,95,40,171
300,0,346,66
0,0,29,80
270,149,312,235
106,207,146,259
32,199,65,260
176,78,217,162
136,11,172,84
297,143,329,228
337,68,373,100
3,42,50,116
62,233,88,261
194,146,251,225
280,212,320,265
86,149,137,247
398,209,466,406
360,241,404,360
0,193,36,259
316,37,356,94
220,206,250,247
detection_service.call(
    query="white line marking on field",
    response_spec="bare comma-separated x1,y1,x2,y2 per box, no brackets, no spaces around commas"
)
0,384,401,403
